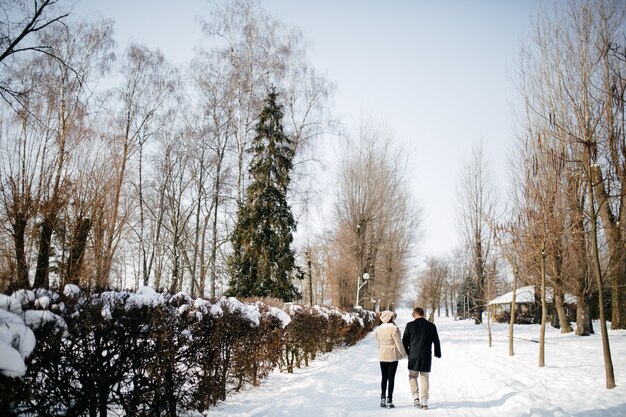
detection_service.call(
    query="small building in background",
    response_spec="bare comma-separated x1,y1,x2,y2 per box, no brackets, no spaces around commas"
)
488,285,577,325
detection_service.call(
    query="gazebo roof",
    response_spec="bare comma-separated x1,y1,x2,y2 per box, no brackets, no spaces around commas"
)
488,285,576,306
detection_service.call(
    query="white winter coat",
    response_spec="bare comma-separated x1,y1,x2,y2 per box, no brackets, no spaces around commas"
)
376,323,407,362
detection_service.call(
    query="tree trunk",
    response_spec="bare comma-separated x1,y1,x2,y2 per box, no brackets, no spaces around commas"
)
473,237,485,325
565,175,593,336
612,278,626,330
586,148,616,389
508,265,518,356
589,207,616,388
539,244,547,368
550,244,573,333
553,289,572,333
199,212,210,298
66,218,92,285
575,294,592,336
138,140,149,286
12,216,29,288
148,180,167,288
190,145,207,296
533,297,541,325
33,216,54,288
600,50,626,331
487,304,492,347
591,165,626,330
210,152,223,299
102,140,129,286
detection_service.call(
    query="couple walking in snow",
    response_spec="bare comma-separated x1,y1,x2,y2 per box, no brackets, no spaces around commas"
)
376,307,442,410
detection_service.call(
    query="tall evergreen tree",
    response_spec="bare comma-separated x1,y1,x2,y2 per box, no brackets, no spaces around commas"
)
227,90,300,301
457,274,478,319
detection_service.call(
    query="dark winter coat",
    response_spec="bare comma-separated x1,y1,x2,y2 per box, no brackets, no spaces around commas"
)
402,317,441,372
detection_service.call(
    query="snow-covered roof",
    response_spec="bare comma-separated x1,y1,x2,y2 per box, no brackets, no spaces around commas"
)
488,285,576,305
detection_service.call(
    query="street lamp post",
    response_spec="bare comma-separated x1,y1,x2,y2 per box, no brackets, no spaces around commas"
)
355,272,370,308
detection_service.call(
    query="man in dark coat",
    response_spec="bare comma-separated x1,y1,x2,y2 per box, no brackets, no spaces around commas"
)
402,307,441,410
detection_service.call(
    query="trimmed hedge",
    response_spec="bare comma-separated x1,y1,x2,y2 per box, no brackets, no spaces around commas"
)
0,288,375,417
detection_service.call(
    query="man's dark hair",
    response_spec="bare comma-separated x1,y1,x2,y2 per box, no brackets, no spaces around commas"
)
413,307,425,317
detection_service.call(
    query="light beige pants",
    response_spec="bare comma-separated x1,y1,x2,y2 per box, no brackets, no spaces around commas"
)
408,370,430,405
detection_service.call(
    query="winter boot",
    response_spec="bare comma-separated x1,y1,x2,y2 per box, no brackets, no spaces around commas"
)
380,395,386,408
386,396,395,409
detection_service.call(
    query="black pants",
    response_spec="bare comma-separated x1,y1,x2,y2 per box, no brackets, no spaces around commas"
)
380,361,399,399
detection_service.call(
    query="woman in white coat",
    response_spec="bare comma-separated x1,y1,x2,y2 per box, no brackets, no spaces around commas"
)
376,310,407,408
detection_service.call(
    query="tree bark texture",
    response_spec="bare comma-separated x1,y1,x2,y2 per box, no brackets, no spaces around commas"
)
66,218,92,285
33,216,54,288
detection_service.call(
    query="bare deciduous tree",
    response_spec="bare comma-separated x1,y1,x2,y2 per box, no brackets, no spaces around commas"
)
0,0,70,108
27,19,114,288
418,257,448,322
517,0,621,387
332,120,421,309
457,143,495,325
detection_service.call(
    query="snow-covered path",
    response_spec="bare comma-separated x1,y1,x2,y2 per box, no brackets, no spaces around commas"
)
211,311,626,417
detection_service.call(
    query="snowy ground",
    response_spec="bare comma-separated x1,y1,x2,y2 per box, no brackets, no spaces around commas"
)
209,310,626,417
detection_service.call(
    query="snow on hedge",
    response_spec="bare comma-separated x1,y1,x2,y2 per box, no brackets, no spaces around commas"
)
1,285,373,379
63,284,81,298
0,308,36,377
23,310,67,334
268,306,291,328
0,293,22,313
0,288,69,378
221,296,260,326
281,302,374,328
191,297,223,319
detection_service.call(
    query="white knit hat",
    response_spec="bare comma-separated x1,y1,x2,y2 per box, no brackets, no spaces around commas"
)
380,310,395,323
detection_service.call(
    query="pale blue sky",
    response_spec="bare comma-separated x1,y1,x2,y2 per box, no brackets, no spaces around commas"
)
73,0,542,260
